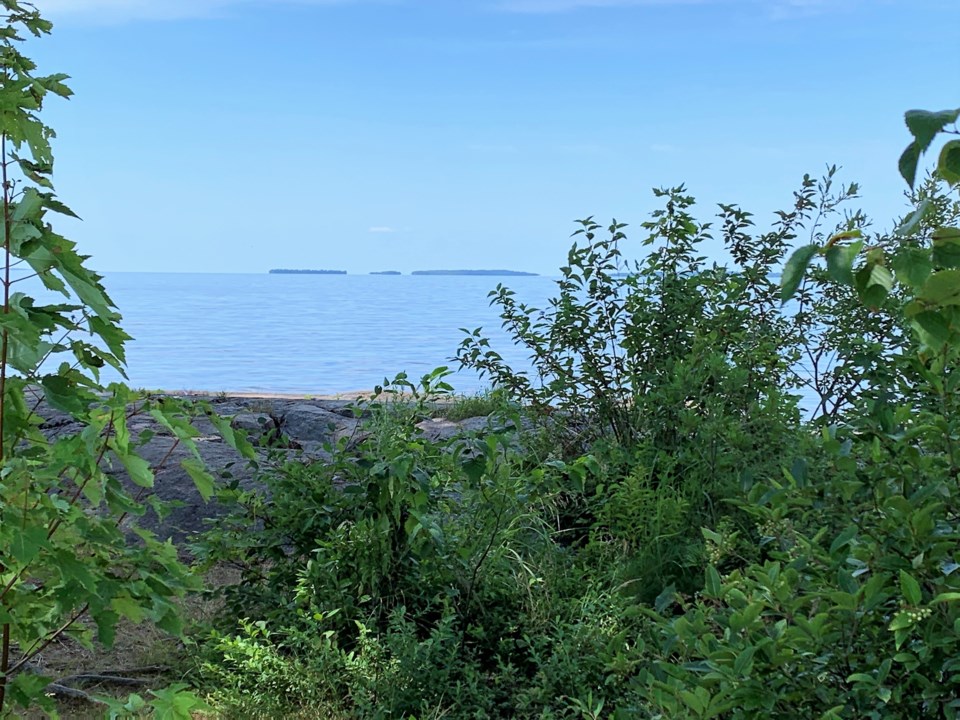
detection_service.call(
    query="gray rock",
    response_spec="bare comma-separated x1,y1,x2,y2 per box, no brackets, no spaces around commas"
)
231,412,278,441
107,429,259,544
415,415,497,442
459,416,497,434
316,399,371,419
281,403,357,444
415,418,461,442
29,389,522,546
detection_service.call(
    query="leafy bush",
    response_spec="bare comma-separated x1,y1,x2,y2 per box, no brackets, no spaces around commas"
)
435,386,517,422
196,104,960,719
632,113,960,719
0,3,252,715
197,370,582,716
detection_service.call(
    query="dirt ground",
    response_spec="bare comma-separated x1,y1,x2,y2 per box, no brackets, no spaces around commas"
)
16,565,241,719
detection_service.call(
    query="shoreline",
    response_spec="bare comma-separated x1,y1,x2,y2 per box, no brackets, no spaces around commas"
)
166,389,376,401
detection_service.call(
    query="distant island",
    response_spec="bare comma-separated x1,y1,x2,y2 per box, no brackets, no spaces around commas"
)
411,269,538,277
269,269,347,275
370,271,402,275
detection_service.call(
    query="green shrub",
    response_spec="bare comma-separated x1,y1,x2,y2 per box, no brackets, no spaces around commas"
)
0,3,252,714
435,386,517,422
195,103,960,720
197,370,580,716
633,117,960,719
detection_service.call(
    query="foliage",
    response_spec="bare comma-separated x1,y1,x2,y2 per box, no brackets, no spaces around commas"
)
456,184,821,596
627,109,960,719
101,684,212,719
0,2,253,715
456,190,802,451
197,184,823,714
899,107,960,189
10,0,960,716
195,103,960,718
197,369,572,716
434,386,517,422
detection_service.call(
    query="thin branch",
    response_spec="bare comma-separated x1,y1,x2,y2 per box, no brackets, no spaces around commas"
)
8,271,40,284
0,119,12,715
6,604,89,677
55,673,153,688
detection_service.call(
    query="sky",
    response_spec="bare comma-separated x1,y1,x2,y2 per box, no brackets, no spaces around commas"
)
20,0,960,274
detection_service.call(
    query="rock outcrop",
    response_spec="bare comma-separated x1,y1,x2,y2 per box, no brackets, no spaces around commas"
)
33,391,501,543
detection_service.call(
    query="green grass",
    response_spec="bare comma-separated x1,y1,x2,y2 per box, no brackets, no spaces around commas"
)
433,387,514,421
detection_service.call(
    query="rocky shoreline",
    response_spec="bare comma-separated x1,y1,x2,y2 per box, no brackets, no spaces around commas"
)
36,390,498,543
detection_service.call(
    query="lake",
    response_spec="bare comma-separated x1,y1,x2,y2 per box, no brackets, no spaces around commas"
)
25,272,816,408
92,273,559,395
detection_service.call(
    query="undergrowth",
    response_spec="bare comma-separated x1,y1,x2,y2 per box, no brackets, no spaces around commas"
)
192,155,960,718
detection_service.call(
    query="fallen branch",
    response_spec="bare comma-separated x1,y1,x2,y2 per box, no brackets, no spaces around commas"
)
55,673,151,688
43,683,106,704
39,665,172,705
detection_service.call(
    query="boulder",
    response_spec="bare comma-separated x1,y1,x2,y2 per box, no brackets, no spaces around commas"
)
280,403,357,444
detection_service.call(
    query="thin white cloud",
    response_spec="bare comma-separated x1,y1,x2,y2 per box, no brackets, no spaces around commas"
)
32,0,882,22
368,226,398,233
495,0,713,11
33,0,366,23
556,142,607,154
767,0,862,18
494,0,871,13
467,143,519,153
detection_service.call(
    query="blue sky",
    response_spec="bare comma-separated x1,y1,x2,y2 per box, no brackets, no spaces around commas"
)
26,0,960,274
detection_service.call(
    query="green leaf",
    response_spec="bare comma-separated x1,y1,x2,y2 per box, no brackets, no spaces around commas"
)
182,458,215,502
897,200,933,236
938,139,960,185
733,646,757,677
825,241,862,286
892,247,932,288
41,374,86,416
61,267,116,320
701,527,723,544
9,672,53,710
206,412,256,461
679,689,707,715
704,565,722,598
905,109,960,154
900,141,922,189
54,549,99,592
654,584,677,613
867,264,894,291
920,270,960,306
155,607,185,636
888,611,916,631
932,592,960,603
11,525,51,564
912,310,952,346
88,315,130,367
149,683,213,719
111,595,147,623
780,244,818,302
12,187,42,222
111,442,154,489
856,263,894,306
899,570,922,605
829,525,858,555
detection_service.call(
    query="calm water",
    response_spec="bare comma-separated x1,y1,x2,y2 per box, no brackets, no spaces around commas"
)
92,273,558,394
25,272,817,406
